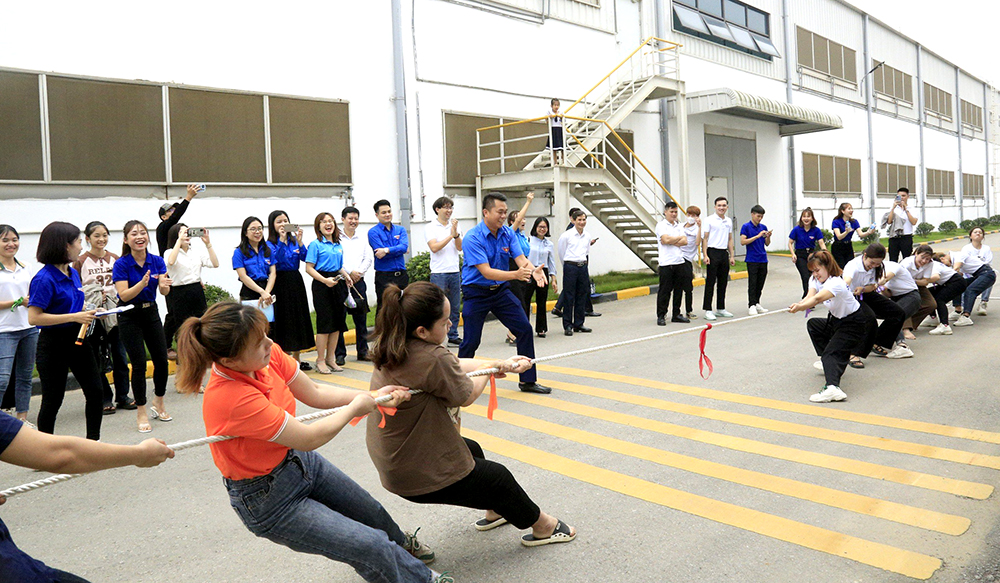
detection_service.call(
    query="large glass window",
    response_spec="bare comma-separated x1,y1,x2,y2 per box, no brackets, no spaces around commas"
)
671,0,778,60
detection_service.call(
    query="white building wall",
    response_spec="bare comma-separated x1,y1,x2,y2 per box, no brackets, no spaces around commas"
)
868,21,919,122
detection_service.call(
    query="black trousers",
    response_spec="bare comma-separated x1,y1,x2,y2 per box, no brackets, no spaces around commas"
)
703,248,730,310
553,284,594,313
36,327,104,440
746,262,768,307
403,438,541,529
374,270,408,317
656,264,683,319
930,277,968,322
793,248,814,298
681,259,695,313
808,307,873,387
888,235,913,262
857,292,906,352
118,304,169,406
163,282,207,346
335,279,370,360
831,240,854,269
529,268,551,334
89,324,131,405
562,262,589,330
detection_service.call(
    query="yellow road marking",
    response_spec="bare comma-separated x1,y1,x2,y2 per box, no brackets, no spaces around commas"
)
537,364,1000,445
463,404,970,535
462,428,943,580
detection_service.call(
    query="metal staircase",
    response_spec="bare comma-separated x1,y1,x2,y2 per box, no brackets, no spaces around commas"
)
477,37,685,272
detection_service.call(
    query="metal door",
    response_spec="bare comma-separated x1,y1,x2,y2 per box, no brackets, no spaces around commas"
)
705,134,759,258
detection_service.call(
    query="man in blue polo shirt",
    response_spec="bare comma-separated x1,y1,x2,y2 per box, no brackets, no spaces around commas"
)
368,199,409,316
460,192,551,394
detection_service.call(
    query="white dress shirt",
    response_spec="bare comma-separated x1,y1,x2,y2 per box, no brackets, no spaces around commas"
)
341,229,374,274
167,247,214,286
424,219,462,274
558,229,591,263
703,214,733,250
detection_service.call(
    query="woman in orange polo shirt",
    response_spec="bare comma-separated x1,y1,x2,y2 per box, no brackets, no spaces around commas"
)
175,302,452,583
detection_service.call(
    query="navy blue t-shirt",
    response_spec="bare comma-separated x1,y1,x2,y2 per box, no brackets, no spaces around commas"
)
831,218,861,243
739,221,769,263
28,265,84,329
112,252,167,305
0,414,60,583
788,225,824,250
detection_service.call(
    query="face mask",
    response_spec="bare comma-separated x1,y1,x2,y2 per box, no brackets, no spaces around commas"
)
685,216,696,225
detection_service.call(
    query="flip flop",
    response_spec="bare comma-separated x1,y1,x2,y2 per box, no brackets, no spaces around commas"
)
521,519,576,547
138,421,152,433
149,406,172,422
849,357,865,369
474,516,509,531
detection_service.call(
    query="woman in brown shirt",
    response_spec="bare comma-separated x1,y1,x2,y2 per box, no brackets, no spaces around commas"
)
366,282,576,547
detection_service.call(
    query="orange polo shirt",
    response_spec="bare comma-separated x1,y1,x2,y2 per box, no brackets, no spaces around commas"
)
203,344,299,480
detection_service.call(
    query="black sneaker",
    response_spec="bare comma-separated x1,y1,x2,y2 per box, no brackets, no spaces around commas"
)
564,328,573,336
671,315,690,323
657,318,666,326
299,361,313,371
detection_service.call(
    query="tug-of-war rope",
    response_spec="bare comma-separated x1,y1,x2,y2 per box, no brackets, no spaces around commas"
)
1,308,790,501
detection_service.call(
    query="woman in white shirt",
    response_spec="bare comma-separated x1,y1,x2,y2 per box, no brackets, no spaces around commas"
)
164,223,219,353
949,227,996,326
789,251,874,403
0,225,38,426
528,217,558,338
895,245,939,338
839,244,908,366
927,253,969,335
879,258,921,352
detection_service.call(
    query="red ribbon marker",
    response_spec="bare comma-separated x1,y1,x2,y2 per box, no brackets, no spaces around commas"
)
487,374,498,420
698,323,714,379
350,405,398,428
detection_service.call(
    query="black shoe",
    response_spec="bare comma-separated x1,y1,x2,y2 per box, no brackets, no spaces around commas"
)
586,311,602,317
102,403,116,415
518,382,552,394
357,354,372,362
564,328,573,336
551,308,563,317
448,337,462,346
116,398,138,411
671,315,690,323
299,361,314,371
573,326,592,333
657,318,666,326
335,356,346,366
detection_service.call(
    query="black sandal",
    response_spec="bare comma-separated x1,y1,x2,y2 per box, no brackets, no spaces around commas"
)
849,357,864,369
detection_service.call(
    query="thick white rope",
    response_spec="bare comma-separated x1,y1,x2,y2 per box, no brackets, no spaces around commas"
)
1,308,789,499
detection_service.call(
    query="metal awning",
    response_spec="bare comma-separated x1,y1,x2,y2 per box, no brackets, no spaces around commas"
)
671,88,843,136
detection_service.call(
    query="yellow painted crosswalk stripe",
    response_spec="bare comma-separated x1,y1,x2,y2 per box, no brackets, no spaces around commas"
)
462,404,971,535
461,428,943,580
537,364,1000,445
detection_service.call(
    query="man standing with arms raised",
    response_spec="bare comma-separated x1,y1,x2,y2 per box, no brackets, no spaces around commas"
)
334,206,375,365
459,192,551,394
368,199,409,316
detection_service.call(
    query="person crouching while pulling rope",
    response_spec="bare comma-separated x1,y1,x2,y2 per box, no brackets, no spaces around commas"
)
366,282,577,547
175,302,454,583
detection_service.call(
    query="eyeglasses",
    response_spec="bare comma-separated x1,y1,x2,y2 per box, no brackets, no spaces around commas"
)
247,227,263,233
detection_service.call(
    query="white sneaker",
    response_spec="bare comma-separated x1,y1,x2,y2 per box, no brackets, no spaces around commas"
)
813,360,825,373
954,314,974,327
704,311,717,321
928,323,953,335
978,302,988,316
810,385,847,403
749,305,759,316
755,304,769,313
919,316,937,328
948,311,961,322
715,309,734,318
21,419,36,430
886,344,914,359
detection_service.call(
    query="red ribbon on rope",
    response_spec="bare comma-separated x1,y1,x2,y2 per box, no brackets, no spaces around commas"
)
350,405,398,428
487,374,498,420
698,323,714,379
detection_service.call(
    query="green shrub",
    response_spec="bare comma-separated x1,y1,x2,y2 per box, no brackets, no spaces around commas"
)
204,284,235,305
973,217,990,229
406,252,432,282
915,222,934,236
959,219,975,231
861,229,880,244
989,215,1000,226
938,221,957,232
821,228,833,248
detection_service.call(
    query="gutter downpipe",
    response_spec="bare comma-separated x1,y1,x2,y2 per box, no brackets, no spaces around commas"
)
655,0,671,204
391,0,413,242
956,67,964,222
986,83,992,217
917,45,927,224
862,14,876,227
782,0,797,224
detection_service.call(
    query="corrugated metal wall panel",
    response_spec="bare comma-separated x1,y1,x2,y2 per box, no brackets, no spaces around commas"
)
960,72,985,107
545,0,615,31
868,21,918,121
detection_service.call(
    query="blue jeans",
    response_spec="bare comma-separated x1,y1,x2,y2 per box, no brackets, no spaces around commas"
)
960,266,997,314
0,327,38,413
225,450,432,583
429,272,461,340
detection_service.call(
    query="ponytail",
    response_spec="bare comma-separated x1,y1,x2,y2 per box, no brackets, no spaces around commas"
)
175,302,270,393
175,318,213,394
370,282,447,369
862,242,887,281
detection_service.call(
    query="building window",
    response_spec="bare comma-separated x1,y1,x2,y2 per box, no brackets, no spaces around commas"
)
923,83,953,121
671,1,779,59
876,162,916,196
872,61,913,104
926,168,956,197
796,27,857,84
963,173,985,198
960,99,984,130
802,153,862,195
0,71,44,181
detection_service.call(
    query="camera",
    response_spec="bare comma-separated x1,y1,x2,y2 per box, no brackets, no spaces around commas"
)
187,227,205,237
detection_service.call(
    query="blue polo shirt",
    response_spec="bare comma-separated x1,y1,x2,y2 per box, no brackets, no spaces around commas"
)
305,238,344,273
112,252,168,305
268,239,307,272
513,229,531,257
0,415,60,582
368,223,408,272
28,264,85,329
739,221,768,263
231,245,274,282
789,225,824,250
831,218,861,243
462,221,523,287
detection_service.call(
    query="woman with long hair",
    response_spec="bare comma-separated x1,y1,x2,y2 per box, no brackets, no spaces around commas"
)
0,225,39,427
233,216,276,306
174,302,447,583
527,217,558,337
305,212,351,374
926,252,968,335
266,210,316,370
367,282,577,548
830,203,874,269
788,208,827,297
113,220,173,432
840,242,910,365
28,222,105,439
73,221,134,414
949,226,996,326
163,223,218,357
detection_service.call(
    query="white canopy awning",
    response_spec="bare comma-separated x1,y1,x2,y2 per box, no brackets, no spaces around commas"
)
671,88,843,136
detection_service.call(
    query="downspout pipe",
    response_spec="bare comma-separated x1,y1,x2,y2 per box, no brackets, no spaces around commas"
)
391,0,413,241
917,45,927,224
862,14,876,226
956,67,964,222
655,0,671,203
986,83,992,217
782,0,797,224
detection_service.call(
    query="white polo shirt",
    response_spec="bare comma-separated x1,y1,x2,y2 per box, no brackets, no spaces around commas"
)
898,255,934,282
956,243,993,275
841,256,876,291
0,260,33,332
811,275,860,319
703,214,733,250
932,260,959,284
167,247,214,286
655,219,685,266
882,260,918,295
558,229,591,263
424,219,461,274
341,229,374,275
892,206,914,236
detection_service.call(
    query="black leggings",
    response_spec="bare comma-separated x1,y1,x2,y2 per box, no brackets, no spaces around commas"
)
831,241,854,269
403,438,541,529
36,327,104,440
529,268,550,334
163,282,207,346
808,306,874,387
794,249,814,298
118,305,169,406
856,292,906,353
